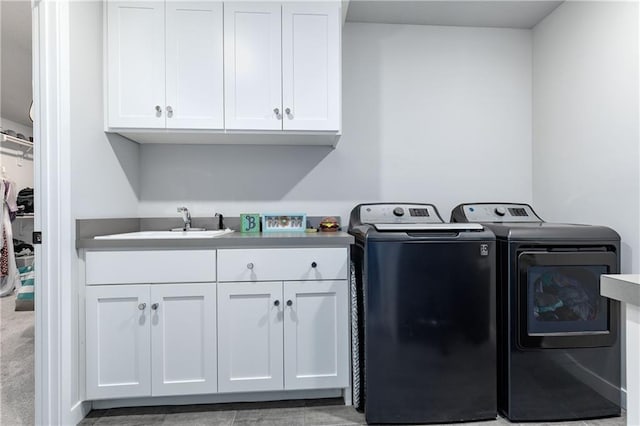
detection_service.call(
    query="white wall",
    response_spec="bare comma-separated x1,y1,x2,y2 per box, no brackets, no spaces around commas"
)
532,1,639,275
70,2,140,220
139,23,533,223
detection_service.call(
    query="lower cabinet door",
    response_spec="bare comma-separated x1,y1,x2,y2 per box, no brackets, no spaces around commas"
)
150,283,217,396
217,282,284,392
86,285,151,400
283,280,349,390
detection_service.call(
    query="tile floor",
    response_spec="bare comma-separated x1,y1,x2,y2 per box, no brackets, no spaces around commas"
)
78,398,627,426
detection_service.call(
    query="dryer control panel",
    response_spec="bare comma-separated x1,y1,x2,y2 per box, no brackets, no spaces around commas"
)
451,203,543,223
356,203,444,225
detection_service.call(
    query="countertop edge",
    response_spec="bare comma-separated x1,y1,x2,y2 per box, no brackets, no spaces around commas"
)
77,233,354,250
601,274,640,306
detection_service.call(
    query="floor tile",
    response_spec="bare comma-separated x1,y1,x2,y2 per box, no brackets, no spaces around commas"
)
162,410,235,425
232,419,305,426
304,405,365,425
233,406,305,422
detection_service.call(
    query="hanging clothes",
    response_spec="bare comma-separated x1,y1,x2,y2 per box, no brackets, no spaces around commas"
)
1,178,20,297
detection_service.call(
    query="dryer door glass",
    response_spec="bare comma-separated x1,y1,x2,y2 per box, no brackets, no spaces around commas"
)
517,251,618,349
527,265,608,334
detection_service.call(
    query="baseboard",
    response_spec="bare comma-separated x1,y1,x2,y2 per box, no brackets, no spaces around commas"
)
70,400,91,425
91,388,343,410
621,387,627,410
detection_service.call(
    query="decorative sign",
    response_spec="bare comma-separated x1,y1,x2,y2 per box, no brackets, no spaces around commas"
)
261,214,306,233
240,214,261,233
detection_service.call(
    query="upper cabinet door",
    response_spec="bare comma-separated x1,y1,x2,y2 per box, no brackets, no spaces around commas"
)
165,1,224,129
107,1,165,128
282,3,340,131
224,3,282,130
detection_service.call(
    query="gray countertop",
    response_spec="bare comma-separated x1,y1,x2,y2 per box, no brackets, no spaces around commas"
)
76,218,353,249
600,274,640,306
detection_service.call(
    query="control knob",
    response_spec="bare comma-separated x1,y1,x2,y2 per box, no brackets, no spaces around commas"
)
494,207,507,217
393,207,404,217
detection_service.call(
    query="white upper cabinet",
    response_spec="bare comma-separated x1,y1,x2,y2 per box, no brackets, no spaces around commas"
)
282,3,340,131
106,1,224,130
105,1,341,143
224,2,340,132
224,3,282,130
165,2,224,129
107,2,165,128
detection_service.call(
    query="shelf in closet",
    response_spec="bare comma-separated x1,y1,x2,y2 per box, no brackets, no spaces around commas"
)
1,133,34,154
15,214,34,220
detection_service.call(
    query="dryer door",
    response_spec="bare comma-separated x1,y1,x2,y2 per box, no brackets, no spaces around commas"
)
516,251,619,349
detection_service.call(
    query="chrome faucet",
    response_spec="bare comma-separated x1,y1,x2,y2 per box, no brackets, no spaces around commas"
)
177,207,192,231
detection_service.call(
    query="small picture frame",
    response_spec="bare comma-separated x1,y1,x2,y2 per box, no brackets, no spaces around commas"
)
261,213,307,233
240,213,261,233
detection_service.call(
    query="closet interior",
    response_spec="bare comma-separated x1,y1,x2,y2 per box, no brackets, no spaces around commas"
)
1,131,35,310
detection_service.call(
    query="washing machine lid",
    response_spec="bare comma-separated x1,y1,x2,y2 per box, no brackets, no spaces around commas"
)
373,223,484,232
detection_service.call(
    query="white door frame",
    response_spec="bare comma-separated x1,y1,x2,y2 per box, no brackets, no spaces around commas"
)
32,0,75,424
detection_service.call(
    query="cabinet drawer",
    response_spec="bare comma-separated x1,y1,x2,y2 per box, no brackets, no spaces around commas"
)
86,250,216,285
217,248,347,282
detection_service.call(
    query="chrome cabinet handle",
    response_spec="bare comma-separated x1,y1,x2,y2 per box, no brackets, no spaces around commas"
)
151,303,159,310
166,106,173,117
286,300,293,307
274,300,280,306
247,262,254,270
155,105,162,114
285,108,291,115
138,303,146,310
273,108,282,119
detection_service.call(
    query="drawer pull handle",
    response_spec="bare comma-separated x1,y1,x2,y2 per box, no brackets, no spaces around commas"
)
286,300,293,307
247,262,254,270
274,300,280,307
311,262,317,268
151,303,159,310
138,303,146,310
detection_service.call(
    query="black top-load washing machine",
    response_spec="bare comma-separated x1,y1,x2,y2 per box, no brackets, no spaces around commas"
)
451,202,621,422
349,203,497,424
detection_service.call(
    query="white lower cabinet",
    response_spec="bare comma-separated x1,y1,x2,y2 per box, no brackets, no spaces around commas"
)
85,246,350,403
283,280,348,390
86,283,217,400
217,282,284,392
217,280,349,393
86,285,152,400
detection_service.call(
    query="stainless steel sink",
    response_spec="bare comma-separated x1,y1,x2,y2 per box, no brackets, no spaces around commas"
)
94,229,234,240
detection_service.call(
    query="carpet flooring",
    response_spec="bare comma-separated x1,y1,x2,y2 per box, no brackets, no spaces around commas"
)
0,293,35,425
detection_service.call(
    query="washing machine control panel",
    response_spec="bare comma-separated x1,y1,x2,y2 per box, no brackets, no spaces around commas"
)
459,203,542,223
359,204,443,224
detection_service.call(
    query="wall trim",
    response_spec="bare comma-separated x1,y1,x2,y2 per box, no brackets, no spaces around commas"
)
32,0,73,424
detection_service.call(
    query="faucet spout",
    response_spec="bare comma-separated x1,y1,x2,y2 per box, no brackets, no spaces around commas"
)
177,207,192,231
